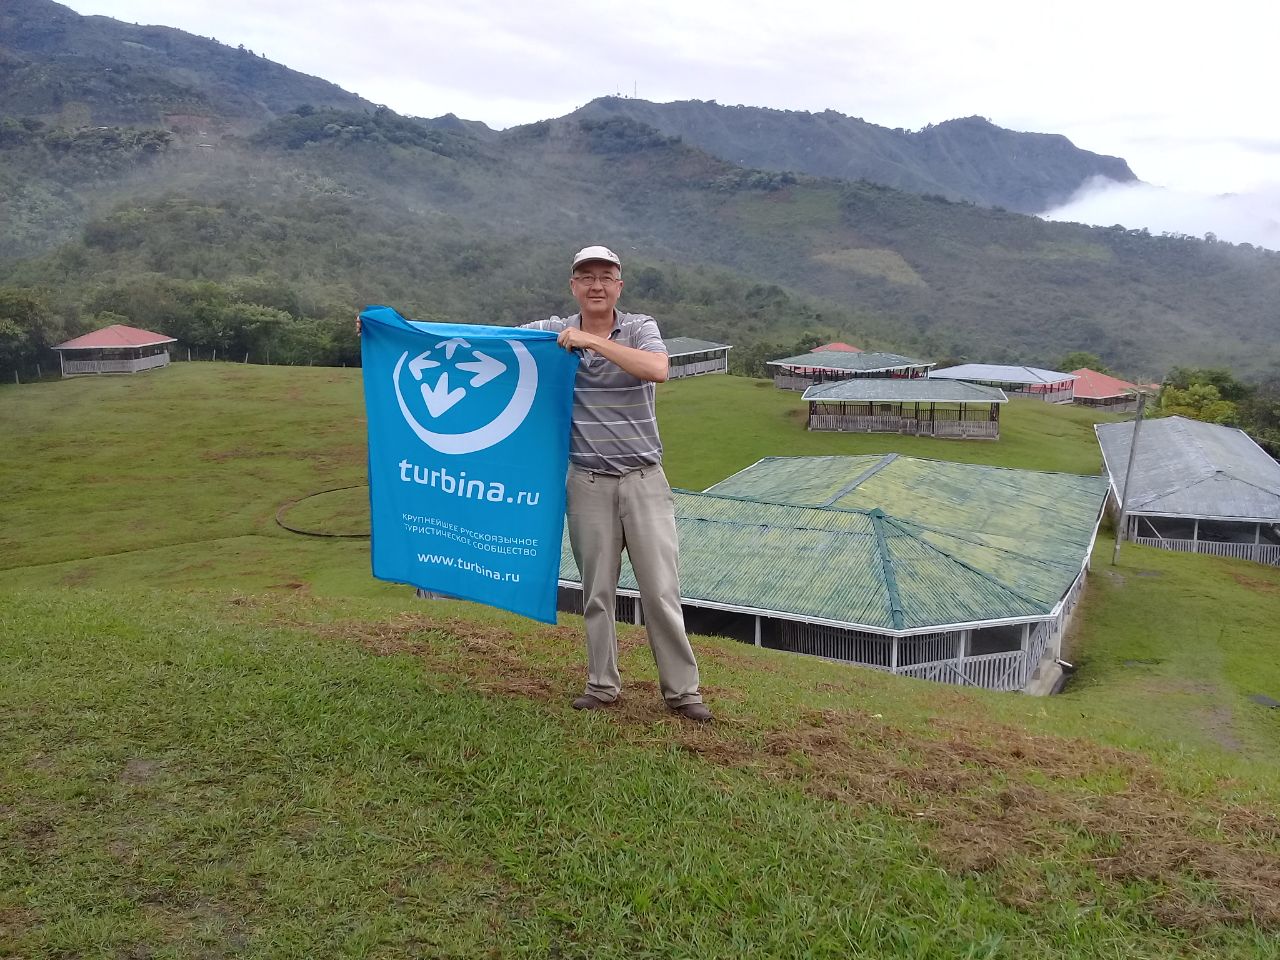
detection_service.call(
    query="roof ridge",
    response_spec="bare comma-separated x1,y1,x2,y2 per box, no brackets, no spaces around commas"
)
1171,417,1219,478
868,510,906,630
879,514,1052,610
820,453,898,506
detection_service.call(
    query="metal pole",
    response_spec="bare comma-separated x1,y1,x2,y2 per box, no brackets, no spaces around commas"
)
1111,394,1147,565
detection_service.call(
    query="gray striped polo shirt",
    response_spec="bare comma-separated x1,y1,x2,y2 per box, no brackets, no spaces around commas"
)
523,311,667,474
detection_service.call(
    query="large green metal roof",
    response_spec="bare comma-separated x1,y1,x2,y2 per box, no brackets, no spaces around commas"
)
559,455,1110,635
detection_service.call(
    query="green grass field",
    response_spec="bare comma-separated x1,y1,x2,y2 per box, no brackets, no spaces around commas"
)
2,364,1279,959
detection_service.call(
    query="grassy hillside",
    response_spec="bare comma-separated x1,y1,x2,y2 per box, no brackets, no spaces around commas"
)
3,363,1279,958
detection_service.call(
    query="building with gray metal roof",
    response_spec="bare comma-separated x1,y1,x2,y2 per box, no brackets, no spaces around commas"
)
767,350,932,391
559,455,1109,692
1096,416,1280,566
802,379,1008,438
661,337,732,378
930,363,1076,402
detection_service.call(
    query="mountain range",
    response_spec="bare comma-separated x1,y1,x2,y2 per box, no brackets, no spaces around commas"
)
1,0,1277,382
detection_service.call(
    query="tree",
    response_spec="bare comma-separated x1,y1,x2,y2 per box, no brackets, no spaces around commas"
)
1160,383,1237,425
1058,351,1110,374
0,288,60,371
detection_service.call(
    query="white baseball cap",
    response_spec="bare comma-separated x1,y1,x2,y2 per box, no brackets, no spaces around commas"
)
571,245,621,270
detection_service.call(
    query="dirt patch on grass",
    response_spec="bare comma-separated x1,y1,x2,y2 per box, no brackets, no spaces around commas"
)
119,758,162,784
0,905,37,940
272,604,1280,933
1230,571,1279,594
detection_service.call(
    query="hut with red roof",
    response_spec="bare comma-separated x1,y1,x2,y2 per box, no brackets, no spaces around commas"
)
814,341,862,353
53,324,177,377
1069,368,1147,413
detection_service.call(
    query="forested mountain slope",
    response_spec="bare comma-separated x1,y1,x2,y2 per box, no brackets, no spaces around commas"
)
1,0,1277,384
569,96,1138,213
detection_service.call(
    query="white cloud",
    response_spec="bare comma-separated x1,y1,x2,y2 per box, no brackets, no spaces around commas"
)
1042,179,1280,251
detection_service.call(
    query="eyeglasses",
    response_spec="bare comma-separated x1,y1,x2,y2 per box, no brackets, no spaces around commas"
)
572,274,621,287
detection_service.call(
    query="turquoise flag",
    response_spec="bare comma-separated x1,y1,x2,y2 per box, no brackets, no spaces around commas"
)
359,306,579,623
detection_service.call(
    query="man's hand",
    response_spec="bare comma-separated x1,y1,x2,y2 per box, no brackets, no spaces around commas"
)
556,327,601,352
355,315,362,335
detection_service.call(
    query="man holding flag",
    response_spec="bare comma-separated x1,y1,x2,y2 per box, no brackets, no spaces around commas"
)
526,246,712,723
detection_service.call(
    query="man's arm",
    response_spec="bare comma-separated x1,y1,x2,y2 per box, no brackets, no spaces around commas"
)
555,327,669,382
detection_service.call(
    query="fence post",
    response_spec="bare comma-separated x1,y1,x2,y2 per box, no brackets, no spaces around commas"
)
13,371,18,385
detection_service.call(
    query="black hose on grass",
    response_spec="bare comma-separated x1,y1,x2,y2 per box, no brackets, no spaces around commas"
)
274,484,371,539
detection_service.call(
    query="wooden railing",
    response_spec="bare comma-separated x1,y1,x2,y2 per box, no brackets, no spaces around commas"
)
808,414,997,438
774,374,816,391
809,414,910,432
64,354,169,375
1133,537,1280,566
935,420,998,439
670,358,727,378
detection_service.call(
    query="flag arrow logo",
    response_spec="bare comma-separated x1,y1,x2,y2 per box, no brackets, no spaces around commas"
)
421,372,466,417
408,351,439,381
455,350,506,388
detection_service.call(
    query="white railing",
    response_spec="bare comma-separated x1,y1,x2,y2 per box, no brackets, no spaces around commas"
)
63,354,169,375
896,650,1025,691
1024,620,1052,680
898,632,957,666
1133,537,1280,566
775,620,892,667
670,358,727,378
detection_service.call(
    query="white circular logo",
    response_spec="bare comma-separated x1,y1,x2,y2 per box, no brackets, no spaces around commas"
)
392,338,538,455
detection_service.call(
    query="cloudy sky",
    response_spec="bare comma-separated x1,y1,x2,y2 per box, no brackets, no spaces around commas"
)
70,0,1280,247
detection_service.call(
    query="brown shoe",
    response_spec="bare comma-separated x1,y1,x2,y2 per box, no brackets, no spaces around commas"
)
671,702,713,723
572,694,614,711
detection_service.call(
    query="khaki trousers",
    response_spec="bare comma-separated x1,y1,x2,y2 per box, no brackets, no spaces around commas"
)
566,464,702,707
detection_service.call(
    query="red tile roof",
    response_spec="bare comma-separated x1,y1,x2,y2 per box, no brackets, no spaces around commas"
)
54,324,177,350
1069,368,1143,400
815,341,862,353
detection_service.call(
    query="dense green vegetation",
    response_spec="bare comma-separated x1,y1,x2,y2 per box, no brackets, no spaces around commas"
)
3,365,1280,958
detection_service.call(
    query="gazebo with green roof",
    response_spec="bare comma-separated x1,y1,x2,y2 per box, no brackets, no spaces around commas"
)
558,454,1108,693
767,350,932,391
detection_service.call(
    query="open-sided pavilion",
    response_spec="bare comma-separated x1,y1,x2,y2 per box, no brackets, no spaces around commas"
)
661,337,732,378
53,324,176,377
930,364,1076,402
1096,416,1280,566
558,454,1109,692
803,378,1007,438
